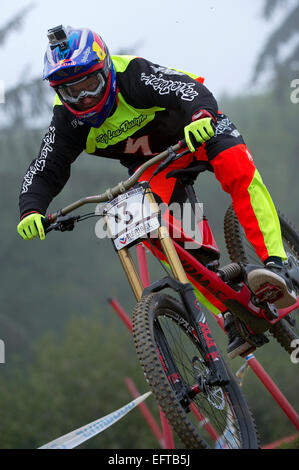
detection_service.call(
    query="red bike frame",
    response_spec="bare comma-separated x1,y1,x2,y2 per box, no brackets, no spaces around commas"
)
144,216,299,331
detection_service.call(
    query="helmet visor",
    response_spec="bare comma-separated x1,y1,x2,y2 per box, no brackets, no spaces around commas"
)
56,71,107,105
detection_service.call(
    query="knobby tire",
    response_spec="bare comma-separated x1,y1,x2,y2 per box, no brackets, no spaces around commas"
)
132,292,259,449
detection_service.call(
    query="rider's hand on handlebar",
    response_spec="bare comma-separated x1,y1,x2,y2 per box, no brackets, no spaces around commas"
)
17,212,45,241
184,115,216,153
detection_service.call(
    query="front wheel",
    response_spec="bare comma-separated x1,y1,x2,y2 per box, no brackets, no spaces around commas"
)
132,293,259,449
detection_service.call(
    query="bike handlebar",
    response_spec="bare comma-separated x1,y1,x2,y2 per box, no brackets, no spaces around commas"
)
43,139,187,231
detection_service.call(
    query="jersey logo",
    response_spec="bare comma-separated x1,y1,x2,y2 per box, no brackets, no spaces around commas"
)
96,114,147,145
215,116,233,136
21,126,56,194
124,136,152,155
140,72,199,101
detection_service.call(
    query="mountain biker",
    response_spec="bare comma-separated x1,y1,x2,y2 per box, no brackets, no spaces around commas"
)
17,25,296,359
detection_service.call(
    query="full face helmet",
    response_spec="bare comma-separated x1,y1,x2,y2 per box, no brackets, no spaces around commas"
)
43,25,116,127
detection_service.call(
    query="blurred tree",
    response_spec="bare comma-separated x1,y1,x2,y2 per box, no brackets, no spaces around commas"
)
3,78,51,129
0,4,51,129
254,0,299,97
0,4,34,46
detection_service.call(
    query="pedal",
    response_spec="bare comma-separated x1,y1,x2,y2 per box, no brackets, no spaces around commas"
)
255,283,283,303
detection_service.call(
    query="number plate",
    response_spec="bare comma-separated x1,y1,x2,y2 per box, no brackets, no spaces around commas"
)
104,187,160,250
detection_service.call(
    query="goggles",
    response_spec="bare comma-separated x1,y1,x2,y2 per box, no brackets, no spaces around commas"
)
56,71,107,105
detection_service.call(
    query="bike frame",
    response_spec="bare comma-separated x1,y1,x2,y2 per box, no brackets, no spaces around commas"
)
44,141,299,343
175,241,299,325
142,215,299,333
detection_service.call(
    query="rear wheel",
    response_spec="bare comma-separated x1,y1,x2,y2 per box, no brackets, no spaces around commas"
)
132,293,259,449
224,204,299,353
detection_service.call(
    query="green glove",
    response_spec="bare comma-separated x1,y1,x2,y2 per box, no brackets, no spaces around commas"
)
17,212,45,241
184,117,215,152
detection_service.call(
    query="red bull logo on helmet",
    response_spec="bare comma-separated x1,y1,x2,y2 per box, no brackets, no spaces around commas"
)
92,40,106,62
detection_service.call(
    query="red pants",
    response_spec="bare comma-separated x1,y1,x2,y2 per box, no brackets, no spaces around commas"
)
138,140,286,263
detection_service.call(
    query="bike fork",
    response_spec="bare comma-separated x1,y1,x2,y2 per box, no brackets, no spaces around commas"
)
179,284,230,387
154,322,195,410
156,222,230,387
117,190,230,388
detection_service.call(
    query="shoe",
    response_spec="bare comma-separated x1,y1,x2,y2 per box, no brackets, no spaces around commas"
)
223,312,256,360
247,261,297,309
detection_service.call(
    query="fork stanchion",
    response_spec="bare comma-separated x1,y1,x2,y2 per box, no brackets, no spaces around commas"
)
245,354,299,431
124,377,166,448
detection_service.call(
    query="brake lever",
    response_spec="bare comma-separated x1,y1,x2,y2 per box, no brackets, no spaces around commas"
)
43,214,80,234
153,146,178,176
154,129,212,178
153,146,190,177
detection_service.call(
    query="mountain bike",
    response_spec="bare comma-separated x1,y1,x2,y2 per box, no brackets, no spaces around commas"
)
42,139,299,449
